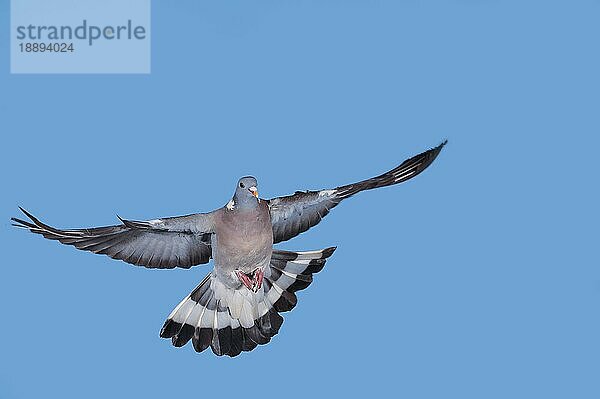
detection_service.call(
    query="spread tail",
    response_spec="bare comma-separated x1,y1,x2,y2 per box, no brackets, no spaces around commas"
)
160,247,336,357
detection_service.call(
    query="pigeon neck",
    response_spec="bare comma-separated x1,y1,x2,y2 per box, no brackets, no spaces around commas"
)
232,193,259,210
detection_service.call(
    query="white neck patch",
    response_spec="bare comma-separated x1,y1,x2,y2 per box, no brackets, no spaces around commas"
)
226,199,235,211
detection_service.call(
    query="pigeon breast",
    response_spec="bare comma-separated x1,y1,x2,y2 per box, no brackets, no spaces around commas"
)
213,200,273,280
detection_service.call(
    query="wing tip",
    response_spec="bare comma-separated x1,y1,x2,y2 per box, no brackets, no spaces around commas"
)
12,207,41,230
322,246,337,259
416,139,447,172
430,139,448,158
17,206,35,220
11,217,35,229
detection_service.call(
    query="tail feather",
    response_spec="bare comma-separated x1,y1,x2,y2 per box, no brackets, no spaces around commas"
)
160,246,336,357
212,302,232,356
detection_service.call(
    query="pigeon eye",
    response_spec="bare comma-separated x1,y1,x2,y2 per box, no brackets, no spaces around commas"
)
240,182,245,188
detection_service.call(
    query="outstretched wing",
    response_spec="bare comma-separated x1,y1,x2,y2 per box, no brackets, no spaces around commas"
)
11,207,216,269
268,140,447,244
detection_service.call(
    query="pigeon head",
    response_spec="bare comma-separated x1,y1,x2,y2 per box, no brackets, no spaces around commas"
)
231,176,259,209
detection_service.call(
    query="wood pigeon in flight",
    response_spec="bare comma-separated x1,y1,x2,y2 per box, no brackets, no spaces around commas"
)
12,140,447,357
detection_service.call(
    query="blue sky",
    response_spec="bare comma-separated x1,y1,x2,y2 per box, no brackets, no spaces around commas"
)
1,1,599,398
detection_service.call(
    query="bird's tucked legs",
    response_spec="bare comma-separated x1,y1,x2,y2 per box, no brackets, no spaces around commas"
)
236,268,264,293
253,268,264,292
236,270,253,291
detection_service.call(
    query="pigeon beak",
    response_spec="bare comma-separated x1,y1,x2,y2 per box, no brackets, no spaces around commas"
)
249,186,259,198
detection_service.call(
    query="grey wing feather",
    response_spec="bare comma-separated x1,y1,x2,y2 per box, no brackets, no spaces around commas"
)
11,207,216,269
268,140,447,243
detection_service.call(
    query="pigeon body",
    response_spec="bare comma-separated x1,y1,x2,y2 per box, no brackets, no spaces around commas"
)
12,141,447,357
212,198,273,287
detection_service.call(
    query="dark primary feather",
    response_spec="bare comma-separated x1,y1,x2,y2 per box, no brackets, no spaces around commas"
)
11,207,214,269
268,140,447,243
